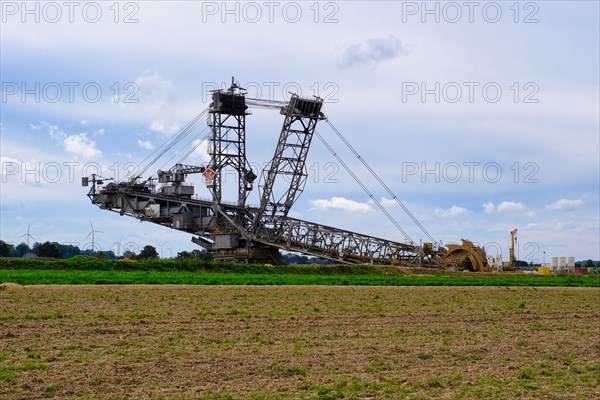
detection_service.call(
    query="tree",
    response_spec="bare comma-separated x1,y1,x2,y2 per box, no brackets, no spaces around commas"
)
96,251,108,260
176,249,212,261
139,245,159,260
583,259,594,268
190,249,212,261
282,253,331,264
56,243,81,259
34,241,61,258
515,260,529,268
0,240,14,257
123,250,137,260
176,250,191,260
15,243,30,257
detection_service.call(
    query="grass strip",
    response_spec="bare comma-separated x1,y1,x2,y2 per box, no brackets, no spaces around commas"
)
1,269,598,287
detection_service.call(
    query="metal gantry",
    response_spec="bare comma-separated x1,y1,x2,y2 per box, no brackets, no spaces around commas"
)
208,83,256,208
85,79,436,265
253,95,325,238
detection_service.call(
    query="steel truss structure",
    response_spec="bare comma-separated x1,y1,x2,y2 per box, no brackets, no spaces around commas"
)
88,185,417,264
86,81,428,264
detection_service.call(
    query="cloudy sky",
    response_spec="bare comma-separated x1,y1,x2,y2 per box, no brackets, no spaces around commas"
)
1,1,598,261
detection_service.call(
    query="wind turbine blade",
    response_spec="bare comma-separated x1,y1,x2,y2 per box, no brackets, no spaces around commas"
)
89,220,94,230
85,232,92,239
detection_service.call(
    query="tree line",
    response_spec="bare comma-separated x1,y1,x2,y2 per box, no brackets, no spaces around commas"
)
0,240,213,261
6,240,591,267
0,240,332,264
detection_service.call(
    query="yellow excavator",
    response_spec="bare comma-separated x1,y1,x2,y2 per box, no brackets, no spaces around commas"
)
439,228,518,272
439,239,490,272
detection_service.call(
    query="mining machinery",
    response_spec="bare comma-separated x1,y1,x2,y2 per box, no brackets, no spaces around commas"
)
84,78,488,268
439,239,491,272
504,228,518,270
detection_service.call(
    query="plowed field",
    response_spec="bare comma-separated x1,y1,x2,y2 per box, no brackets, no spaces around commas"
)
1,285,598,399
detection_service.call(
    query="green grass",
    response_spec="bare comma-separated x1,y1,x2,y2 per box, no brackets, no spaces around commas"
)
0,257,376,274
0,269,598,286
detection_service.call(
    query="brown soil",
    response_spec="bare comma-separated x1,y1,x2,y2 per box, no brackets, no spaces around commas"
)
1,285,598,399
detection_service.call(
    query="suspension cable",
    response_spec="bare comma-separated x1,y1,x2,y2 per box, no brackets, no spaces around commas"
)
157,123,211,171
314,131,413,244
133,107,209,179
129,108,206,179
177,126,212,164
139,111,206,175
325,119,437,245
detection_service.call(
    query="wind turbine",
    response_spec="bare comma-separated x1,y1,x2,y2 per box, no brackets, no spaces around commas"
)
111,235,124,257
158,242,165,259
85,220,103,251
19,224,36,248
166,247,174,259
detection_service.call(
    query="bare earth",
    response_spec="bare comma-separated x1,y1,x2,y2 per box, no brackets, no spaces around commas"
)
1,285,598,400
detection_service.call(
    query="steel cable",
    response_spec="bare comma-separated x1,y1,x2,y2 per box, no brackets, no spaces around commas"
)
131,106,209,179
325,119,437,245
314,131,413,244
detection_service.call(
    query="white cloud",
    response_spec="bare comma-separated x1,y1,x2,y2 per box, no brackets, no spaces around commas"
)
483,201,526,213
0,156,21,176
367,197,399,207
310,197,372,213
30,121,64,141
497,201,525,213
63,133,102,159
1,156,28,183
0,156,50,186
483,202,495,213
434,205,468,217
189,139,210,163
379,197,398,207
150,120,181,135
546,198,583,211
337,35,410,69
31,121,101,159
133,71,179,113
135,71,174,97
137,139,155,150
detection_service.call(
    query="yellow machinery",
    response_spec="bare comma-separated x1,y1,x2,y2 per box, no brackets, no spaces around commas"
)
503,228,518,270
440,229,518,273
439,239,490,272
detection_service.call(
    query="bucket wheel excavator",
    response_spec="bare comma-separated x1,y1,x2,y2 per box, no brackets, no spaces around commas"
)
439,239,490,272
84,77,487,267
